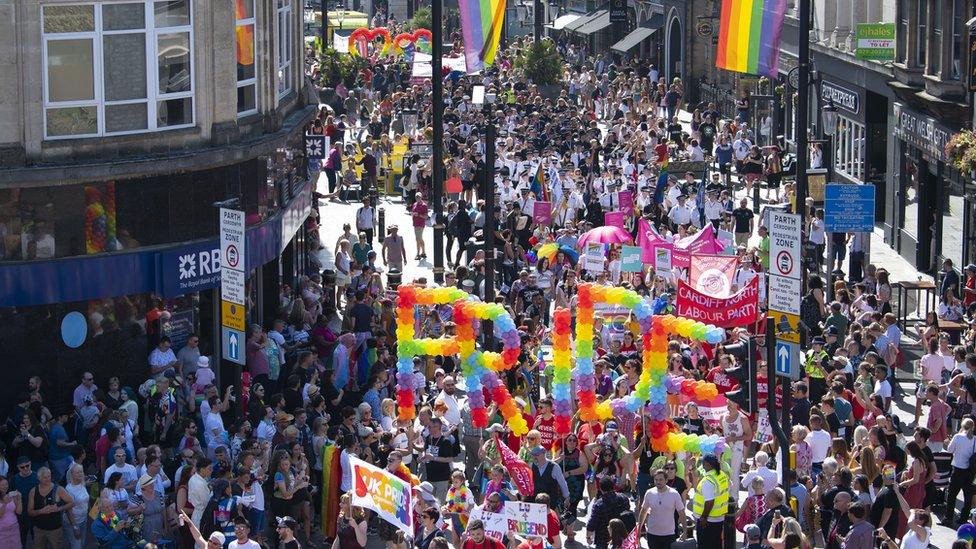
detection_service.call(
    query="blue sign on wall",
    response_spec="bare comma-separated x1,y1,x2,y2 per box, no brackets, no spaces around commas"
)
824,183,876,233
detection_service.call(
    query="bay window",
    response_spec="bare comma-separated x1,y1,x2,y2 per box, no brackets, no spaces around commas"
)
236,0,257,115
42,1,194,139
276,0,293,98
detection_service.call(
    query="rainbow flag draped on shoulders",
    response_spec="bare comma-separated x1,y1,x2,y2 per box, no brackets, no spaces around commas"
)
458,0,507,73
715,0,787,77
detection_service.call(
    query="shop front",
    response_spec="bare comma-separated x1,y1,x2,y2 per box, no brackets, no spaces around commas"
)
0,155,314,409
890,102,973,273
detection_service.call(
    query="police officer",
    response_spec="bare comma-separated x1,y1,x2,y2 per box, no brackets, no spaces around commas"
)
692,454,729,546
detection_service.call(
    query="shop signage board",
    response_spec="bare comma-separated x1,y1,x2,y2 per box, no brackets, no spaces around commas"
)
775,340,801,380
769,211,801,281
220,208,246,365
893,102,953,163
824,184,875,233
821,81,860,114
855,23,895,60
609,0,627,23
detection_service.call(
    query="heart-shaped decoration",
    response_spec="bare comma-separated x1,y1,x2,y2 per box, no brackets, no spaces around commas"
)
392,28,432,55
348,27,392,61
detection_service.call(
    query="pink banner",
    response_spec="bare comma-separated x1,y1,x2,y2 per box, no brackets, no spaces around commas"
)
675,277,759,328
639,221,726,269
533,201,552,225
689,254,739,297
605,211,625,228
618,191,634,213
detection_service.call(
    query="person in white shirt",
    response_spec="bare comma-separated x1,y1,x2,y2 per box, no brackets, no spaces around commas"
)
637,469,685,544
741,451,778,496
148,337,179,376
228,516,261,549
188,458,213,527
435,377,462,428
104,448,138,491
517,188,536,215
805,415,833,469
667,195,694,227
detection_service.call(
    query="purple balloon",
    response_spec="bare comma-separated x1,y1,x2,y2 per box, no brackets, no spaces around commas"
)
481,372,501,389
576,375,596,391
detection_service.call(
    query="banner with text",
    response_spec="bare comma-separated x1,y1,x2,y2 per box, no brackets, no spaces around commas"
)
532,201,552,225
689,254,738,297
468,501,549,540
351,457,413,532
675,277,759,327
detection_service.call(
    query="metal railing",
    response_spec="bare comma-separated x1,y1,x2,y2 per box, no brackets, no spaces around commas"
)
698,80,738,119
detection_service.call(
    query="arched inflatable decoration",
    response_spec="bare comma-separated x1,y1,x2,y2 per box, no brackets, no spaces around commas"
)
396,282,728,454
395,286,528,436
571,282,729,455
348,27,392,61
392,29,432,55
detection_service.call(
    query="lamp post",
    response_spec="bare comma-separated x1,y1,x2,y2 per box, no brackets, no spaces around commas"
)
473,85,497,346
320,0,328,51
432,0,445,284
821,98,838,297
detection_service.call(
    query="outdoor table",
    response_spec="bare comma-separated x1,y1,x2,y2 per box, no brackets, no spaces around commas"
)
894,280,936,332
938,318,968,345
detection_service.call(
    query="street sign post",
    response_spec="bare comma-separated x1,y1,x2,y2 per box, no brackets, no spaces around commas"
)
220,208,246,365
775,340,801,380
769,310,800,344
824,184,875,233
769,211,802,281
768,274,802,316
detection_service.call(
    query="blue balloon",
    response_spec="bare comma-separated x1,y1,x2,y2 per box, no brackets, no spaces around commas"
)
61,312,87,349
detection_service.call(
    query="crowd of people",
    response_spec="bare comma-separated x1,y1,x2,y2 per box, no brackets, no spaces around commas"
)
3,13,976,549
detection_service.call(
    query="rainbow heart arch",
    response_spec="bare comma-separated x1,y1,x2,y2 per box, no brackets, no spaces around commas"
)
394,283,728,455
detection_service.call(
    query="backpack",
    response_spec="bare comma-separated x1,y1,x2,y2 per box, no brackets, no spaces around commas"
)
799,293,822,332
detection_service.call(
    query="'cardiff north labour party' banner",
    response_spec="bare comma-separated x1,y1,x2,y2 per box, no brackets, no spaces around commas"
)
351,456,412,531
675,277,759,327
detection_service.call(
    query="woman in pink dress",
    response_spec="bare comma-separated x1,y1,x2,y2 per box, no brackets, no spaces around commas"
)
897,442,930,538
0,476,22,549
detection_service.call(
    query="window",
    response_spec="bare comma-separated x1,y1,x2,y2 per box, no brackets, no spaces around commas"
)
276,0,293,98
834,115,866,183
951,0,964,79
930,0,942,75
236,0,257,115
42,1,194,139
897,0,909,64
916,0,927,68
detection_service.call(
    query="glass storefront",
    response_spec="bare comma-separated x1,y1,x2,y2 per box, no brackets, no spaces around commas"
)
0,153,310,262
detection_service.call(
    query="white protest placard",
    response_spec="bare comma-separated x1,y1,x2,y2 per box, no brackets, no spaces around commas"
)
584,242,605,272
468,507,509,541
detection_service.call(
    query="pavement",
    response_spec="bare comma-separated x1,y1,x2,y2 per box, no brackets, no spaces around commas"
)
311,141,960,547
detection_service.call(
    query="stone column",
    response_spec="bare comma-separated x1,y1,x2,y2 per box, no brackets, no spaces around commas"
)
209,0,239,144
832,0,852,50
847,0,867,51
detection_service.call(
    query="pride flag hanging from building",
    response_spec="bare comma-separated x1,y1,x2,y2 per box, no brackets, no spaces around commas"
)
715,0,787,77
458,0,507,73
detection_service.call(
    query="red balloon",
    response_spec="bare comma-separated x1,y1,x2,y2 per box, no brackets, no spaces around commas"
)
555,416,571,435
471,408,488,428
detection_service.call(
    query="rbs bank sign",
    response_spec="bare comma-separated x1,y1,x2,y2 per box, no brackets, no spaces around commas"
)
159,240,223,297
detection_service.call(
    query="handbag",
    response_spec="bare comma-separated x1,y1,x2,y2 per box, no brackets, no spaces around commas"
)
954,400,972,420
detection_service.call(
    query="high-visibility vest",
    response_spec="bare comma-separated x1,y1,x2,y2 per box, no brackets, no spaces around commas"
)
805,350,828,379
691,470,729,519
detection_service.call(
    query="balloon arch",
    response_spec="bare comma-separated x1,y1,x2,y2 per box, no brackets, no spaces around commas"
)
395,283,728,456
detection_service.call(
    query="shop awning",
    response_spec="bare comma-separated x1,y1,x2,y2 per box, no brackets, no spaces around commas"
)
564,9,605,33
611,25,657,53
573,10,611,34
547,13,582,30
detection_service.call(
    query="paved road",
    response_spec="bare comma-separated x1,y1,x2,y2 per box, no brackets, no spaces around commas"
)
312,174,961,547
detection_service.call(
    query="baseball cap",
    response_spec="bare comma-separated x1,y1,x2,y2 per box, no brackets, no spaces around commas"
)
529,446,547,456
605,420,619,431
208,532,227,544
276,516,298,530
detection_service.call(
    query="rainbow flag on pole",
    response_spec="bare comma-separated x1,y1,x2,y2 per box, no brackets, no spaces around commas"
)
715,0,787,77
458,0,507,73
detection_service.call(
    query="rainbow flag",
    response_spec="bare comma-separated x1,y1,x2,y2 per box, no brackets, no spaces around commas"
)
458,0,507,73
715,0,786,77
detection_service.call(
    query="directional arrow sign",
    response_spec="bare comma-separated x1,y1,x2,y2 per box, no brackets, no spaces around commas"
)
775,340,800,380
222,326,245,365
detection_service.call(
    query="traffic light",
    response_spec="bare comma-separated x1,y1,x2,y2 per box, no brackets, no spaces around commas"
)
722,336,758,414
